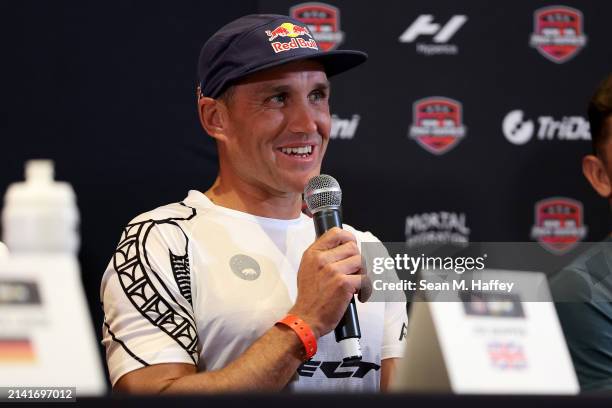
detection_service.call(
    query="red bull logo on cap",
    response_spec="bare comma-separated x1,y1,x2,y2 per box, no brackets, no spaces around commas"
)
531,197,587,254
265,22,318,53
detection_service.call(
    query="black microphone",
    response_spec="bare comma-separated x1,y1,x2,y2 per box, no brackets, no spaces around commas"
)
304,174,362,362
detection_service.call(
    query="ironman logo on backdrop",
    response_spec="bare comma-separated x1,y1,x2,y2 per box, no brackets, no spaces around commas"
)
529,5,587,63
290,2,345,51
409,97,467,155
530,197,587,254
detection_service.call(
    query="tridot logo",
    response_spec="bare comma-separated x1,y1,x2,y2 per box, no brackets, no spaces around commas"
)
290,2,344,51
502,109,590,145
502,110,534,145
409,97,467,155
531,197,588,254
399,15,467,55
529,6,587,63
405,211,470,247
265,22,317,53
330,114,360,140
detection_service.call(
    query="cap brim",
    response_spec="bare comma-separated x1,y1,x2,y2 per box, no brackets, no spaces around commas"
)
302,49,368,78
218,50,367,96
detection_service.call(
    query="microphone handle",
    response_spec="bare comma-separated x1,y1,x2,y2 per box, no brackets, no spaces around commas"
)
313,208,362,362
313,208,342,237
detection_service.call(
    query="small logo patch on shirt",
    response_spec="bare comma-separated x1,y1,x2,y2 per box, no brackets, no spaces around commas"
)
229,254,261,281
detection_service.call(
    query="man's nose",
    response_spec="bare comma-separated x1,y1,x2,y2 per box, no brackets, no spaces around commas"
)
288,100,318,135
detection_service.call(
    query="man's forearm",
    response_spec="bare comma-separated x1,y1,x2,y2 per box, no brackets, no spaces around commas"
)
164,324,305,393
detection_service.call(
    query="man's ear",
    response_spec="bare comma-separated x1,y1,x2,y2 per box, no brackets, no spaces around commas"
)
198,96,229,142
582,154,612,198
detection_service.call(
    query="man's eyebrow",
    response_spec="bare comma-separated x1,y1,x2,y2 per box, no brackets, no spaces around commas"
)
314,80,331,90
263,84,291,94
255,80,331,94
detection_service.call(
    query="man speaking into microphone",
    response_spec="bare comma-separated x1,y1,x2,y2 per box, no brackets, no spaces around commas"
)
100,14,406,393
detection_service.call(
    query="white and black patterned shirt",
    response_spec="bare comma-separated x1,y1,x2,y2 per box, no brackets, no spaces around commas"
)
101,190,406,391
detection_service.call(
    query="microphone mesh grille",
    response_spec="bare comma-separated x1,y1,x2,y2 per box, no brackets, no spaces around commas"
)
304,174,342,212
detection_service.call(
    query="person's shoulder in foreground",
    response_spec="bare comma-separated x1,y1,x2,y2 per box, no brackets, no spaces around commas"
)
550,239,612,392
101,14,407,394
549,72,612,392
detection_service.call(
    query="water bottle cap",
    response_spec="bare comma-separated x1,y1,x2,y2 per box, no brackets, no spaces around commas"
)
25,160,54,184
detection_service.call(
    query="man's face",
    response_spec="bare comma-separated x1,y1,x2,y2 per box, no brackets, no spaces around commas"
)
218,60,331,195
599,118,612,204
600,117,612,177
583,116,612,206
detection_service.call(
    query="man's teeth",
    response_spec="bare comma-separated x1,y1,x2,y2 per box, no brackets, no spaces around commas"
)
280,146,313,156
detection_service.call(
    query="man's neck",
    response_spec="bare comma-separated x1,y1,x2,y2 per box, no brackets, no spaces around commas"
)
204,176,302,220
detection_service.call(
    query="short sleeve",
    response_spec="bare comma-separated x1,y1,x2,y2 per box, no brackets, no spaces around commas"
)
550,263,612,390
100,216,199,386
349,227,408,361
382,300,408,360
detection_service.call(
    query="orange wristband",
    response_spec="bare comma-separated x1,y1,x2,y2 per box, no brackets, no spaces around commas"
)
276,314,317,360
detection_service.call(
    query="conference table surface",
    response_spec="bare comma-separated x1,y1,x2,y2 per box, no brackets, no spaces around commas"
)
72,392,612,407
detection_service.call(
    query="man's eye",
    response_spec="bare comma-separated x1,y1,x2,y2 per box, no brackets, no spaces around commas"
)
269,94,287,104
309,90,328,102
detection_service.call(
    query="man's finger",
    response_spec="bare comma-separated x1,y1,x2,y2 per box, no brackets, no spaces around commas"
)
320,240,360,265
312,227,356,251
330,254,362,275
344,274,363,292
358,272,372,302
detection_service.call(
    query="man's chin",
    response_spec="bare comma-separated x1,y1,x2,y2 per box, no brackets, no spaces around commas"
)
283,173,320,194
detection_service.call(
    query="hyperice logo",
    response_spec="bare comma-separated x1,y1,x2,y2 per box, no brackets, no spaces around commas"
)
531,197,587,254
290,2,344,51
502,110,590,145
399,15,467,55
409,97,467,155
298,360,380,378
529,6,587,63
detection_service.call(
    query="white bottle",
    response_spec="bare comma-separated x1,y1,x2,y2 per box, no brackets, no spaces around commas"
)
0,241,8,258
1,160,80,254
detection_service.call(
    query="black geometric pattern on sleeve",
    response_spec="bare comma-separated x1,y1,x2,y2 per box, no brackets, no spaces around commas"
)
170,250,192,305
112,203,200,364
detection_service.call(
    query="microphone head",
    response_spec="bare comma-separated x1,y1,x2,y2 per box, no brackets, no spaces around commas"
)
304,174,342,214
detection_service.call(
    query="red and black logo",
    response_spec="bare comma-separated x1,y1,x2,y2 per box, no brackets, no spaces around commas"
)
409,97,467,155
529,6,587,64
530,197,587,254
290,2,345,51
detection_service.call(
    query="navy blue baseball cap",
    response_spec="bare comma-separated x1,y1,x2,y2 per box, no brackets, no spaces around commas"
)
197,14,368,99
